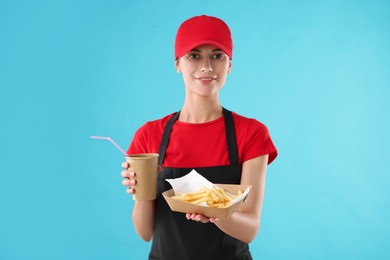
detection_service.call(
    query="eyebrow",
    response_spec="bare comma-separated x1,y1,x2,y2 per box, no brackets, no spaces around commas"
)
190,48,222,53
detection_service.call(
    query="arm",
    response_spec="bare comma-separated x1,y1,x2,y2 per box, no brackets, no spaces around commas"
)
187,154,268,243
121,162,155,242
214,155,268,243
132,200,155,241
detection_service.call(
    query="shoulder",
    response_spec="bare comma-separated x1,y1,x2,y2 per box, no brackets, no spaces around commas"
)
131,112,178,143
231,110,277,165
232,111,269,133
136,113,176,134
127,112,177,155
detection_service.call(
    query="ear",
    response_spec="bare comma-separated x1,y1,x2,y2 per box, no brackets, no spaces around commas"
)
227,59,232,74
175,59,181,73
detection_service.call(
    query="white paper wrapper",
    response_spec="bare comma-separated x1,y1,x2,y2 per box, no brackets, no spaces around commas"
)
165,169,250,207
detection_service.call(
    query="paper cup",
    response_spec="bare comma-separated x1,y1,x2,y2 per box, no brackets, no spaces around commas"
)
125,153,159,201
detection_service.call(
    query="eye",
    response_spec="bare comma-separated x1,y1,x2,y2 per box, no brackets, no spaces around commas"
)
188,53,200,60
213,53,226,60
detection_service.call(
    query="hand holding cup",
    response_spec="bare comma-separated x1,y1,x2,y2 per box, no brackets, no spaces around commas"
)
121,153,159,201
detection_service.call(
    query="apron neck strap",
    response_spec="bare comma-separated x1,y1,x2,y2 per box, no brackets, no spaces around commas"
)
158,111,180,165
158,107,239,166
222,107,239,165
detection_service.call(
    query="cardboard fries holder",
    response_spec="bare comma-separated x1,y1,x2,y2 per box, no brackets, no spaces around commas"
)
162,184,251,220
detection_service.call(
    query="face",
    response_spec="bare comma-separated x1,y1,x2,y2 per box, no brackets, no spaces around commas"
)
175,44,232,98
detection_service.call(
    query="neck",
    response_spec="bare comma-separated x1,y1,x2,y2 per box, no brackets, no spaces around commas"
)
180,96,223,123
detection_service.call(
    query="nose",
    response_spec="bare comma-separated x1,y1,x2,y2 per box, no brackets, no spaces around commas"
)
200,58,213,72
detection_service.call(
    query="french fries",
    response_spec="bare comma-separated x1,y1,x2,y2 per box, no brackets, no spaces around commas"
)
172,186,243,208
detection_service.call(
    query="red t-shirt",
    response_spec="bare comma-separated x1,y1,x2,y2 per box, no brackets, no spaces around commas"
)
127,112,277,168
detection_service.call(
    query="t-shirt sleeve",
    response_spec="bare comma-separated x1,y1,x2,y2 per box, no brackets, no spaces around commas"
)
126,124,149,155
125,114,172,156
242,120,278,165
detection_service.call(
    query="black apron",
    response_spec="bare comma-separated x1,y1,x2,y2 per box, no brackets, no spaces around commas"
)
149,108,252,260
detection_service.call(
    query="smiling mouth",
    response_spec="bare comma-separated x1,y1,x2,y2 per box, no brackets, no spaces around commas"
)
194,77,217,81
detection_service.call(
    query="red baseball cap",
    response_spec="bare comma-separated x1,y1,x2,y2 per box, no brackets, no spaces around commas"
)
174,15,233,59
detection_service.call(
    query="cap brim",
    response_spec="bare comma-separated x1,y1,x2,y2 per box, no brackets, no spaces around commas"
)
176,40,232,59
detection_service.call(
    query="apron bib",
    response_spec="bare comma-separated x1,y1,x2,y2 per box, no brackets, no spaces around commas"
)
149,108,252,260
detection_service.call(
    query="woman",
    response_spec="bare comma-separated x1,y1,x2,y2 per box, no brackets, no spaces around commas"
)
121,15,277,259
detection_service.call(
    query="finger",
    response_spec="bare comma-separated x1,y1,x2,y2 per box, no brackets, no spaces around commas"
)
209,217,218,223
122,179,136,186
186,213,191,220
122,179,131,186
158,166,163,173
196,214,210,223
126,188,135,194
121,162,130,169
121,170,136,178
121,170,129,178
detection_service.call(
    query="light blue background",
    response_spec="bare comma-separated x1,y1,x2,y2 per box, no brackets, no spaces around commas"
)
1,0,389,259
